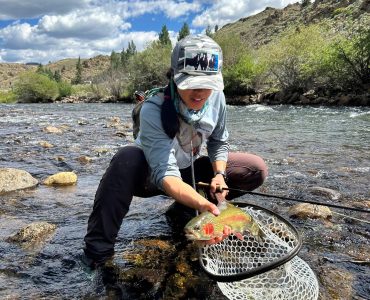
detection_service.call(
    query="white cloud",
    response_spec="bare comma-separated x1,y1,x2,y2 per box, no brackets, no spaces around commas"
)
192,0,298,28
0,0,300,63
0,0,89,20
37,9,130,39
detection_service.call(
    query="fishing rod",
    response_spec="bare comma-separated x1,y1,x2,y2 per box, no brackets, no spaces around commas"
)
196,182,370,214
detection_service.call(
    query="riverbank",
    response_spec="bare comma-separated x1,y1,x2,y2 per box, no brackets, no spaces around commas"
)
53,89,370,106
228,90,370,106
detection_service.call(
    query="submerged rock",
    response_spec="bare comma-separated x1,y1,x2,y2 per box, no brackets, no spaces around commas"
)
39,141,54,148
0,168,38,194
308,186,341,200
318,266,353,300
43,126,63,134
288,203,332,219
76,155,92,164
43,171,77,186
6,221,56,244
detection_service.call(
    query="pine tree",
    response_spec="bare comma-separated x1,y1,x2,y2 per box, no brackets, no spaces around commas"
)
159,25,172,47
215,25,219,32
110,50,120,69
127,40,137,56
301,0,310,7
54,70,62,82
205,25,213,38
178,22,190,41
73,56,82,84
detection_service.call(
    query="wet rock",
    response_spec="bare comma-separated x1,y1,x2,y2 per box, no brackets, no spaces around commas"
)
106,116,121,128
6,221,56,244
119,239,176,295
0,168,38,194
318,266,353,300
115,130,126,137
39,141,54,148
308,186,341,200
43,126,63,134
76,156,92,164
77,120,88,125
43,171,77,186
288,203,332,219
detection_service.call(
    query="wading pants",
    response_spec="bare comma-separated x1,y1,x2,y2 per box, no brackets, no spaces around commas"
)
84,145,268,261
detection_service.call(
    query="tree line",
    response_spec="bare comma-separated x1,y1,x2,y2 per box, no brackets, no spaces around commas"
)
2,20,369,103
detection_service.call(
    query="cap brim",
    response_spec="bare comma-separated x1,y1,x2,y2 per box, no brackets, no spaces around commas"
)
174,73,224,91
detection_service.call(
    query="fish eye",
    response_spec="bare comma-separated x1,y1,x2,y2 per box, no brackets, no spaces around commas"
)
194,225,200,231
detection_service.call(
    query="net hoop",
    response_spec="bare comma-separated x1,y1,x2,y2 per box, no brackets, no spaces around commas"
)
199,201,302,282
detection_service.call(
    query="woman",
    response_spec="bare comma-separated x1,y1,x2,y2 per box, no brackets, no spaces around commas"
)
83,34,268,268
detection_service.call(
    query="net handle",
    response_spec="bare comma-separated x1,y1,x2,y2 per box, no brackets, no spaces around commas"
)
198,201,303,282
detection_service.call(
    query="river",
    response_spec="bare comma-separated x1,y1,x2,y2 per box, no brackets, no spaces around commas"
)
0,103,369,299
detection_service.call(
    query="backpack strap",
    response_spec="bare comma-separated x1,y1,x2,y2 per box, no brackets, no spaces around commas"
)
133,81,180,139
161,80,179,139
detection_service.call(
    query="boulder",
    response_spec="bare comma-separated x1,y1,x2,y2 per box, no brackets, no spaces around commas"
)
288,203,332,219
0,168,38,194
43,171,77,186
6,221,56,243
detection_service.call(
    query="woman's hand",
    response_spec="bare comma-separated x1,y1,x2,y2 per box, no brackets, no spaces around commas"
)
196,225,232,246
210,174,228,200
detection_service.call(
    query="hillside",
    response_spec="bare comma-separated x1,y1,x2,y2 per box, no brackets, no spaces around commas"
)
215,0,369,48
0,0,368,90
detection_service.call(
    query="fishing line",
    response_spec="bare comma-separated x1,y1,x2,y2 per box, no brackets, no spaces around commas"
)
196,182,370,214
332,211,370,224
190,140,196,190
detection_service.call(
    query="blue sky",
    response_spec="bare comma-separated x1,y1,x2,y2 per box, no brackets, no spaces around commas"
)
0,0,298,64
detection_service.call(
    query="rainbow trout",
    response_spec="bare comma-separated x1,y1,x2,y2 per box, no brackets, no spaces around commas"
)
184,201,264,242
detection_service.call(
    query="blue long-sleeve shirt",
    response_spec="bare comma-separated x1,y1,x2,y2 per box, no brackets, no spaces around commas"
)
135,90,229,189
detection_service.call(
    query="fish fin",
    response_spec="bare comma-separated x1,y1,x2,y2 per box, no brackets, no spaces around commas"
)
234,232,244,240
217,200,228,211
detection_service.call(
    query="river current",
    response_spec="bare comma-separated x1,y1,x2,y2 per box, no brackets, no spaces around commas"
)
0,103,369,299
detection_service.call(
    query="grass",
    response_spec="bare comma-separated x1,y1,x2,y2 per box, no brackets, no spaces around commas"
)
0,90,17,103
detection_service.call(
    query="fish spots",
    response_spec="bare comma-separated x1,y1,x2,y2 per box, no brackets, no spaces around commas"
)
203,223,214,236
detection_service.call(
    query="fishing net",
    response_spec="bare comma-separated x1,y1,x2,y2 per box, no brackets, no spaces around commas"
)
218,255,319,300
198,202,319,300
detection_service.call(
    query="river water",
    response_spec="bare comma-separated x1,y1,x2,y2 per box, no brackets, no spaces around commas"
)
0,103,369,299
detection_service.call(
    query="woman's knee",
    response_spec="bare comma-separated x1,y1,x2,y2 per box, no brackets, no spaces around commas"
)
227,152,268,190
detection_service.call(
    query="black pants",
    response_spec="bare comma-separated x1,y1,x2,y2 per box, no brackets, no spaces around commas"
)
84,145,268,260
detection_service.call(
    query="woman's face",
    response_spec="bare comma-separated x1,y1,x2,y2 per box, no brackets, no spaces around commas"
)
177,88,212,111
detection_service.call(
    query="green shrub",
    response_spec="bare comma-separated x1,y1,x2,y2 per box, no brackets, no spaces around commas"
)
71,84,93,97
0,90,17,103
13,72,59,102
57,81,72,98
215,34,265,95
320,26,370,90
126,41,171,94
333,7,353,17
258,24,334,92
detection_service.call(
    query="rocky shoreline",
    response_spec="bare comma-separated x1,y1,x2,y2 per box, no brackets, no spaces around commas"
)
227,90,370,106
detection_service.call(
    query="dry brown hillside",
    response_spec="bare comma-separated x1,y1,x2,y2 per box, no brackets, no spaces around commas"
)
0,64,37,90
0,55,111,90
